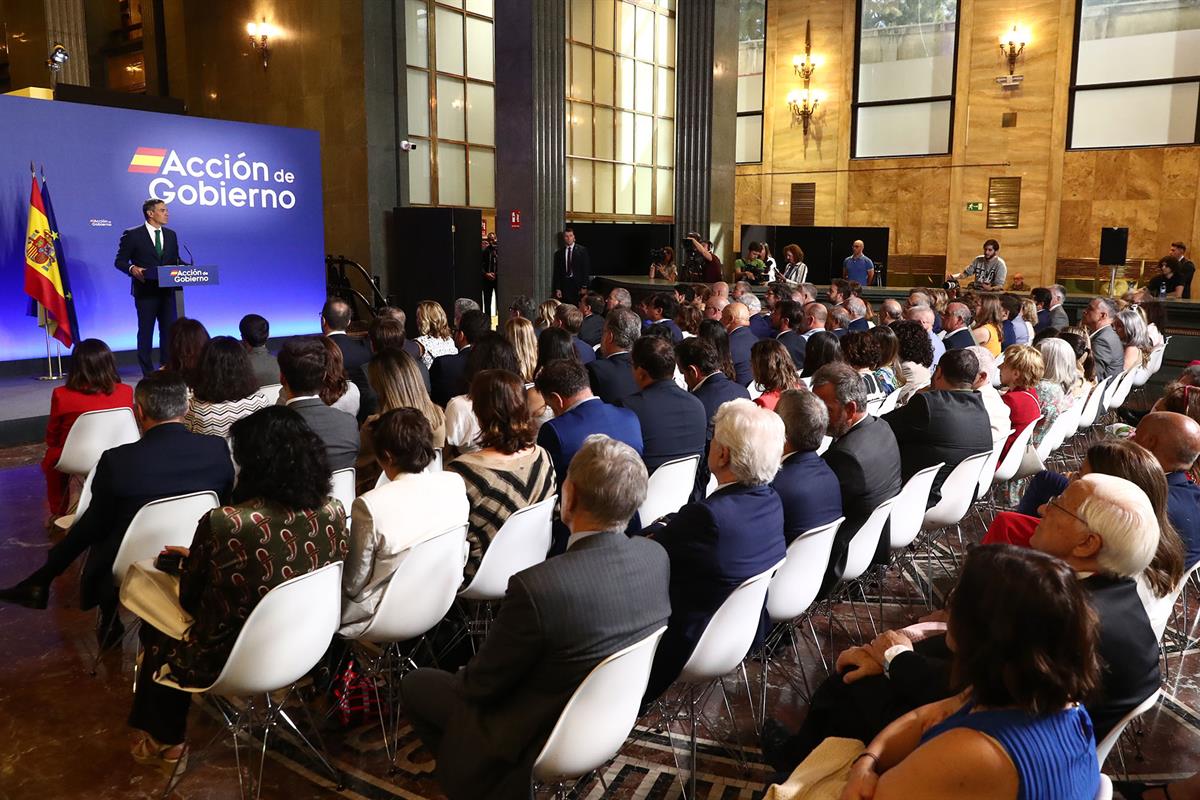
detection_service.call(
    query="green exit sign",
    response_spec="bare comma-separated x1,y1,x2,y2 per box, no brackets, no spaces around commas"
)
966,202,984,211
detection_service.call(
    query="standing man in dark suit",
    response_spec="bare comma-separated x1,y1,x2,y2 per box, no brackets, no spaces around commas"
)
402,436,671,800
1084,297,1126,380
0,372,234,643
551,225,591,302
643,400,786,702
883,350,993,507
277,338,359,470
587,307,641,404
772,300,808,370
619,336,707,475
722,302,757,386
773,390,843,543
114,198,182,375
481,232,498,318
430,309,490,406
941,302,977,350
812,363,903,593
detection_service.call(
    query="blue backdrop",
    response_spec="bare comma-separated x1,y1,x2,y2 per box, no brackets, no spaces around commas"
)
0,94,325,361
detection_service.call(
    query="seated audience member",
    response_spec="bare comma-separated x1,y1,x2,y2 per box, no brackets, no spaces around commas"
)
278,338,360,470
870,325,902,395
239,314,277,387
846,296,870,332
891,319,935,406
645,292,683,343
1140,297,1168,347
587,307,642,404
997,344,1044,462
675,304,702,339
904,304,945,368
643,400,787,702
826,306,851,338
536,359,643,495
1084,297,1125,381
577,292,606,345
971,294,1005,357
319,336,360,417
553,302,597,363
430,309,490,407
772,300,807,369
704,293,729,321
812,363,903,591
999,293,1029,347
619,335,706,475
340,408,469,636
508,294,537,324
183,336,272,438
883,349,993,507
368,314,427,375
535,299,560,334
445,333,521,457
1031,336,1079,442
941,302,976,350
41,338,134,517
1131,412,1200,569
766,474,1161,773
445,370,556,581
127,406,348,774
831,545,1103,800
401,436,669,800
605,287,633,312
1115,307,1153,373
415,300,458,369
677,337,750,434
1057,330,1096,400
453,297,480,328
506,318,553,429
674,282,696,307
966,346,1012,444
164,317,209,388
698,318,738,381
321,297,371,390
0,372,234,642
800,331,843,379
722,302,757,385
842,331,887,401
772,389,842,542
360,349,445,490
877,298,904,327
745,294,773,339
750,339,800,411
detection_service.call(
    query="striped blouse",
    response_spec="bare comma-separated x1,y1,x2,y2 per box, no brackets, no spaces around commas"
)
184,392,272,438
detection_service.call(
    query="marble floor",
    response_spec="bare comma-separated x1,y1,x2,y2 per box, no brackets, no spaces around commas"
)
1,441,1199,799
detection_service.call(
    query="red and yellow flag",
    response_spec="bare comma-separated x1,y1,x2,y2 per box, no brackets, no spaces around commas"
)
23,171,73,348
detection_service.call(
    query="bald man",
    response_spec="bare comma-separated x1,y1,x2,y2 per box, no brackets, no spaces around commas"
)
1134,411,1200,568
878,298,903,327
800,302,828,339
721,302,755,386
711,281,730,301
843,240,874,285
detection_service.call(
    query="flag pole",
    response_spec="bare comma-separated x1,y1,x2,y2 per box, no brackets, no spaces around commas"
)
37,319,56,381
55,339,63,380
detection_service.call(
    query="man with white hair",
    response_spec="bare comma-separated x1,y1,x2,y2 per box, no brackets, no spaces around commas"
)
846,296,870,332
605,286,632,312
1083,296,1124,380
704,294,729,321
878,298,903,326
797,282,818,305
711,281,730,301
642,399,786,702
967,345,1012,444
941,302,975,350
731,280,753,303
453,297,480,328
905,304,945,367
772,389,842,543
744,293,773,339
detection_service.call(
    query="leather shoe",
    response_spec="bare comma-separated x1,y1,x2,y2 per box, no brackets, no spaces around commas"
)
0,579,49,610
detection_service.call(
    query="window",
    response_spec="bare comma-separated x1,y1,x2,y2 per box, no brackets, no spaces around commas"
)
853,0,960,158
1069,0,1200,149
566,0,676,220
736,0,766,164
404,0,496,208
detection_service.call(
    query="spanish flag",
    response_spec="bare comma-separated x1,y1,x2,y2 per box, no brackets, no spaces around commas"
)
23,166,74,348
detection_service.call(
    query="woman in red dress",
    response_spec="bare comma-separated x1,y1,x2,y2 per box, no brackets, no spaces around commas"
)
42,339,134,517
997,344,1043,463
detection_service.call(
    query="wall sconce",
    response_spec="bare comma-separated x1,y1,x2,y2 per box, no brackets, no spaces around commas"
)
787,90,821,136
996,24,1030,87
246,19,273,70
792,20,821,88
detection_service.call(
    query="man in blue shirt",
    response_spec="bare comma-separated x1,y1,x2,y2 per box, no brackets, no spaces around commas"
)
843,240,874,286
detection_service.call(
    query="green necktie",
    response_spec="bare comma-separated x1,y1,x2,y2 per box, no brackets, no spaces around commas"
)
154,228,163,259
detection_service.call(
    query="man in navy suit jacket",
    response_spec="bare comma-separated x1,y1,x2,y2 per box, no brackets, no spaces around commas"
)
113,198,183,375
430,309,490,406
587,307,642,404
746,295,774,340
678,338,750,498
941,302,977,351
643,400,786,702
771,300,808,370
553,303,596,364
645,293,684,343
773,390,843,543
722,302,757,386
828,306,851,339
846,297,871,332
0,372,234,633
619,336,706,476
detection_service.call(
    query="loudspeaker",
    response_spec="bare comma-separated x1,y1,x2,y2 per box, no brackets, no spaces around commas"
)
390,207,483,334
1099,227,1128,265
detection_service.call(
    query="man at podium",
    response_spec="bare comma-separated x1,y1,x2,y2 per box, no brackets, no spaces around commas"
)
114,198,182,375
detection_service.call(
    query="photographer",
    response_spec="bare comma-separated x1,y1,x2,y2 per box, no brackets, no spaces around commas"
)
649,245,677,282
682,232,722,283
735,241,769,285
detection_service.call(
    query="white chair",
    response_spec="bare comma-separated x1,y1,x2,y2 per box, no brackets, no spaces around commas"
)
874,389,902,417
816,435,832,456
638,455,700,524
111,491,221,585
531,627,667,796
1036,404,1086,464
705,473,718,497
922,451,991,532
1077,377,1113,433
54,464,97,531
977,431,1012,501
747,382,765,401
1103,369,1133,412
459,495,556,601
257,383,283,405
153,562,345,797
864,396,885,416
374,448,443,489
54,407,139,476
994,417,1043,484
1096,689,1161,768
832,497,897,642
1096,773,1113,800
890,464,944,554
330,467,356,513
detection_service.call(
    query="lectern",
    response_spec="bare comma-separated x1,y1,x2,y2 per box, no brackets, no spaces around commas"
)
154,265,220,318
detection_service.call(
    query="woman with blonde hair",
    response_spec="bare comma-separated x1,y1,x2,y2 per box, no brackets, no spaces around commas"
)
415,300,456,368
536,299,560,334
998,344,1044,461
360,349,446,491
1019,298,1039,343
506,317,554,429
972,294,1005,356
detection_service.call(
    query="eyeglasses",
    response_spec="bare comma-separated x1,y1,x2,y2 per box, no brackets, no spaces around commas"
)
1045,496,1087,527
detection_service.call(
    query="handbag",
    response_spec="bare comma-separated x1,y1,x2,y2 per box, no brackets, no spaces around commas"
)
330,656,388,728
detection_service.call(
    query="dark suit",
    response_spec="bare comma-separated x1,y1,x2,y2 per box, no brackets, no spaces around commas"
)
578,313,604,346
40,423,234,610
830,328,849,339
1035,308,1051,333
750,314,775,339
571,336,596,364
650,318,684,343
691,372,751,501
820,415,902,592
587,351,639,404
942,327,975,351
883,390,992,508
776,330,807,370
1090,325,1125,381
114,224,182,374
430,345,471,407
402,530,671,800
537,397,643,491
772,451,843,543
848,318,870,332
1167,470,1200,568
551,243,591,301
727,326,756,386
245,346,278,388
645,483,786,702
328,333,374,418
619,379,707,475
287,397,359,470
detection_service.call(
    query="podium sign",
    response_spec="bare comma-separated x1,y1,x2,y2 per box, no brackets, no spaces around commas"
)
154,265,220,287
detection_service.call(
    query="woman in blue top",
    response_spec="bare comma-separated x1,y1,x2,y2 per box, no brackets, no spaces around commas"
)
839,545,1102,800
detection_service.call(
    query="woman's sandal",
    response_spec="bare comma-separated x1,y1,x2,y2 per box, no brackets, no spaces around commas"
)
131,733,189,777
1112,781,1172,800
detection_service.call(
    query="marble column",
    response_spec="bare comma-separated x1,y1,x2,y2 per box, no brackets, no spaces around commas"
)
494,0,565,308
43,0,89,86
